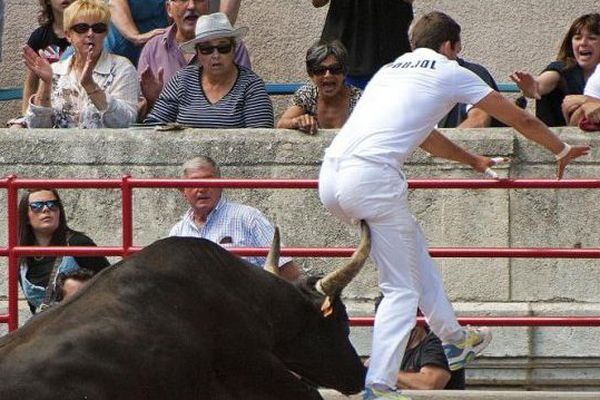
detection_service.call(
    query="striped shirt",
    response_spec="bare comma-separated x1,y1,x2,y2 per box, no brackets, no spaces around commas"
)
145,64,274,128
169,197,292,268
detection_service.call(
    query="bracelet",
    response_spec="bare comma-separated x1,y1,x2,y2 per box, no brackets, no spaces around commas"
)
555,143,571,161
86,87,103,96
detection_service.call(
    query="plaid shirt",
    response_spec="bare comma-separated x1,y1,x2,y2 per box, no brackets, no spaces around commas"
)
169,197,291,268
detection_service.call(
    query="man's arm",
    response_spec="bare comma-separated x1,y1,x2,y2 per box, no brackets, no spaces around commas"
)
474,91,590,178
397,365,450,390
108,0,165,46
220,0,241,24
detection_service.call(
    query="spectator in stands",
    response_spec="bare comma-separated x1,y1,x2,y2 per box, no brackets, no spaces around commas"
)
18,189,109,314
312,0,414,89
208,0,241,25
510,13,600,127
372,295,465,390
138,0,251,119
105,0,168,66
55,268,95,302
22,0,139,129
438,57,505,129
169,156,300,281
563,65,600,128
276,40,361,135
145,13,272,128
8,0,73,129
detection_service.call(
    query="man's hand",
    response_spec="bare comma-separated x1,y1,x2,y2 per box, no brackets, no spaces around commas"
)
509,71,541,100
140,66,164,107
556,145,590,179
132,28,166,46
471,156,510,179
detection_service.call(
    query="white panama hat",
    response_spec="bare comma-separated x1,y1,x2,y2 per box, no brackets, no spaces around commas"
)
180,12,249,54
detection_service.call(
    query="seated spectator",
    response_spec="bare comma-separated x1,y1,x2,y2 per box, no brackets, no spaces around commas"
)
438,57,504,129
276,40,361,135
144,12,273,128
169,156,300,281
138,0,251,118
55,268,95,302
510,13,600,127
18,189,110,314
8,0,73,129
372,295,465,390
563,66,600,128
105,0,168,66
22,0,139,129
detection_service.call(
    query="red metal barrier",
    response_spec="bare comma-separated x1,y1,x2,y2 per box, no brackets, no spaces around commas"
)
2,177,600,331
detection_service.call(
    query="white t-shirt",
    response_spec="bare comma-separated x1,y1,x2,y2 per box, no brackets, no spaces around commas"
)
584,67,600,99
325,48,493,170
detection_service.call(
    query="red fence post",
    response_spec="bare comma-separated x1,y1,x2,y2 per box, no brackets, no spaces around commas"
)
121,175,133,257
6,176,19,331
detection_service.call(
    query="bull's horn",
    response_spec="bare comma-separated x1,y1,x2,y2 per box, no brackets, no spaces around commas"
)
315,220,371,296
264,226,280,275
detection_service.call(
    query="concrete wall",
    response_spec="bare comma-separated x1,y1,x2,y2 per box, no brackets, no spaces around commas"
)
0,126,599,390
2,1,600,122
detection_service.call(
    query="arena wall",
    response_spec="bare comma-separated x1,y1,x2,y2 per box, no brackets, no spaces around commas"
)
0,126,598,389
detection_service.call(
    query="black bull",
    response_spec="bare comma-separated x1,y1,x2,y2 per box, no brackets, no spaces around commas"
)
0,223,371,400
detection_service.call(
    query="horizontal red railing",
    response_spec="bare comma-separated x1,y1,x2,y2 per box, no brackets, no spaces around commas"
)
2,177,600,332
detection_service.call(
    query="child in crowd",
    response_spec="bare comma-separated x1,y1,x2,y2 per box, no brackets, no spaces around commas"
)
8,0,73,128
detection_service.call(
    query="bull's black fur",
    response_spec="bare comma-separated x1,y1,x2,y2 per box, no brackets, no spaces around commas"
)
0,237,365,400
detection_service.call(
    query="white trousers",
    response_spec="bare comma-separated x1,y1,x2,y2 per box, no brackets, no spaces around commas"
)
318,156,463,389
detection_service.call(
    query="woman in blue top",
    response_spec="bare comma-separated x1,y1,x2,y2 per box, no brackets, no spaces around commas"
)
18,189,109,314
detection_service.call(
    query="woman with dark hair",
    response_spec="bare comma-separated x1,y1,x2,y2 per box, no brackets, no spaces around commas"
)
18,189,109,313
277,40,362,135
8,0,73,128
510,13,600,126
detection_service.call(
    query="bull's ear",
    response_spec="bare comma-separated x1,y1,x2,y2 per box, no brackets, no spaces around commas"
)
264,226,280,275
320,296,333,318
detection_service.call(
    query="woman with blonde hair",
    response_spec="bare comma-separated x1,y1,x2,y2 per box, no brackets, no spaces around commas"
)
22,0,139,128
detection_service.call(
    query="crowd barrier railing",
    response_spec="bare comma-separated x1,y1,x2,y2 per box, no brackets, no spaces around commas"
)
0,82,521,103
1,176,600,332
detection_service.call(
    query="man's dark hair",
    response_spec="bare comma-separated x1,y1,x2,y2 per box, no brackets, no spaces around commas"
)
55,268,95,302
410,12,461,51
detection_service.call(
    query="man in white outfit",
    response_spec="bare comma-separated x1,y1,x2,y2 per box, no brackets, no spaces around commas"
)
318,12,590,400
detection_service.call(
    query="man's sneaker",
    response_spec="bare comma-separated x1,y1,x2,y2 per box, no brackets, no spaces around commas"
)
443,326,492,371
363,386,412,400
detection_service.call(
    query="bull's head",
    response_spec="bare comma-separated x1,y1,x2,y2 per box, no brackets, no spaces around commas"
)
265,222,371,395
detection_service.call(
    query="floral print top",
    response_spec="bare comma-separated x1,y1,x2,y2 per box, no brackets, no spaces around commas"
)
291,82,362,120
25,51,139,129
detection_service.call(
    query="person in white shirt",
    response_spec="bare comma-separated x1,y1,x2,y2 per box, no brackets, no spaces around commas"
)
563,66,600,126
318,12,590,400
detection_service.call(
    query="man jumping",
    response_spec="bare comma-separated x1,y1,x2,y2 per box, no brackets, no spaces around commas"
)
318,12,590,400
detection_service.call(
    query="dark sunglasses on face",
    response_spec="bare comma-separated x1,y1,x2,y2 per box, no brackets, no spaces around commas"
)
311,64,344,76
29,200,60,213
196,43,233,55
70,23,108,34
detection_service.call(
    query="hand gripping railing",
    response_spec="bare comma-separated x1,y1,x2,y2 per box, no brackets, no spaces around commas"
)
2,176,600,331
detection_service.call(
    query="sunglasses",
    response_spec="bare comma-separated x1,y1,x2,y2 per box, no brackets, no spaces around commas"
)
29,200,60,213
70,23,108,34
310,64,344,76
196,43,233,55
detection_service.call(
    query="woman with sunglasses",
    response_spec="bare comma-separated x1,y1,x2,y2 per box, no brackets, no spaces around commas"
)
144,12,273,128
277,40,362,135
22,0,139,129
18,189,109,314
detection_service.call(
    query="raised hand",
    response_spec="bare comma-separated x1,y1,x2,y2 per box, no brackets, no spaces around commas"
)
140,66,164,106
22,45,53,83
79,44,97,90
509,71,540,100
